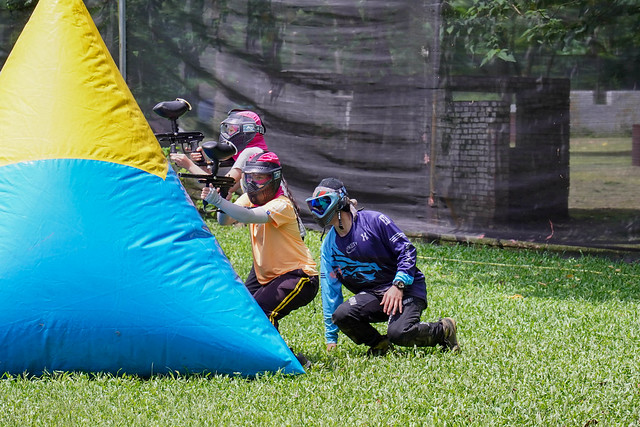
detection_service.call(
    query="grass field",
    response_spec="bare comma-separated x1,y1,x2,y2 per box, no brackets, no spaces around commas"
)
557,136,640,251
570,137,640,211
2,222,639,426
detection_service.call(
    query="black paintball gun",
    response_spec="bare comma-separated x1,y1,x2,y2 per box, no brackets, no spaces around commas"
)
153,98,207,165
153,98,237,208
179,140,237,199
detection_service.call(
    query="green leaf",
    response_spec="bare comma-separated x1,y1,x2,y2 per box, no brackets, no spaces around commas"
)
496,50,516,62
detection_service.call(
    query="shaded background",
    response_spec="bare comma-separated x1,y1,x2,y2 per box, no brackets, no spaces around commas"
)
2,0,639,253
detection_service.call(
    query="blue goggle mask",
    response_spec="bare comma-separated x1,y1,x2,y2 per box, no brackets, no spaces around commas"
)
306,189,347,228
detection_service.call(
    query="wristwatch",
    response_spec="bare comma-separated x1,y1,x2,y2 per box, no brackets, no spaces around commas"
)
392,280,405,290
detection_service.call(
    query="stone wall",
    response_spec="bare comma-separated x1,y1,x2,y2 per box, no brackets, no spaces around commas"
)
571,91,640,136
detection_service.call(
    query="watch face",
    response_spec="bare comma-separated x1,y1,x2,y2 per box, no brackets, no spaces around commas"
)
394,281,405,289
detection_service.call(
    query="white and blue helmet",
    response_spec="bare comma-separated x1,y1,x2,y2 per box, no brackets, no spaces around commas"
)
306,178,351,228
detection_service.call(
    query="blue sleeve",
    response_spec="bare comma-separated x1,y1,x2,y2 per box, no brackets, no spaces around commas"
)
375,213,418,286
320,232,342,344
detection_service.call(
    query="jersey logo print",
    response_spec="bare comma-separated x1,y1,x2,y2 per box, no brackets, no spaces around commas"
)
361,232,369,241
389,232,405,243
332,248,381,282
346,242,357,254
378,214,391,225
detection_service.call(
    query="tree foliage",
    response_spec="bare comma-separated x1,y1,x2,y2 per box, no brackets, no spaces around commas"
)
443,0,640,89
3,1,639,97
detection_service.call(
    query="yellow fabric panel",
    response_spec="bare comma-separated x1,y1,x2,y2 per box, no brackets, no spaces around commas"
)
0,0,167,179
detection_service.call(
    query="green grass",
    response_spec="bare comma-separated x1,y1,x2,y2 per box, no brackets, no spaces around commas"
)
2,224,640,426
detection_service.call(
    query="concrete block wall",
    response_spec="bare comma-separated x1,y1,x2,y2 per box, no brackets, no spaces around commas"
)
437,100,510,227
571,91,640,136
436,77,570,229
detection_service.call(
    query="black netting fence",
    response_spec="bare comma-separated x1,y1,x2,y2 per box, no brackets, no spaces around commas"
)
2,0,639,254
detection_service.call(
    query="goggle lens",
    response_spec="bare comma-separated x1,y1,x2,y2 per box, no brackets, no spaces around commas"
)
245,173,271,189
221,123,241,136
307,195,333,216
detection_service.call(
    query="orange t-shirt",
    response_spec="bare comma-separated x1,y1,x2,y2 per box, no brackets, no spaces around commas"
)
237,194,317,284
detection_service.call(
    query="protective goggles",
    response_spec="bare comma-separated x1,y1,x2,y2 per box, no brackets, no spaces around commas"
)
244,172,273,189
306,192,339,217
220,122,264,137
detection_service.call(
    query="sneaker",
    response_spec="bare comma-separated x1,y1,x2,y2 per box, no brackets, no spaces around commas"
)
366,336,390,356
295,352,312,369
441,317,461,352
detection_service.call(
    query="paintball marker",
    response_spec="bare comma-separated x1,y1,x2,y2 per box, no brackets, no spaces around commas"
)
153,98,237,207
179,140,237,198
153,98,207,166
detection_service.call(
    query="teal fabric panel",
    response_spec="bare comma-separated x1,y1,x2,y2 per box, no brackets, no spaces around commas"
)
0,159,303,376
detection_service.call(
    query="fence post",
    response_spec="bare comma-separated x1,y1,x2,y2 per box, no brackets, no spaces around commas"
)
118,0,126,81
633,124,640,167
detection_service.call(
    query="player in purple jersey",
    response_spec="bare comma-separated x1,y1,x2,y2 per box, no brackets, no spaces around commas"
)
306,178,460,355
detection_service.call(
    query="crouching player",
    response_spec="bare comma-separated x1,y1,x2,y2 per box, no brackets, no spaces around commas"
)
306,178,460,355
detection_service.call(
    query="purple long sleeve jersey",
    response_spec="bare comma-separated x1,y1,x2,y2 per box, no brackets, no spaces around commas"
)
320,210,427,343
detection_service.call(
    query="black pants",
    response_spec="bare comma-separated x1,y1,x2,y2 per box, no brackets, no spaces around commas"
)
332,291,444,348
245,267,319,330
